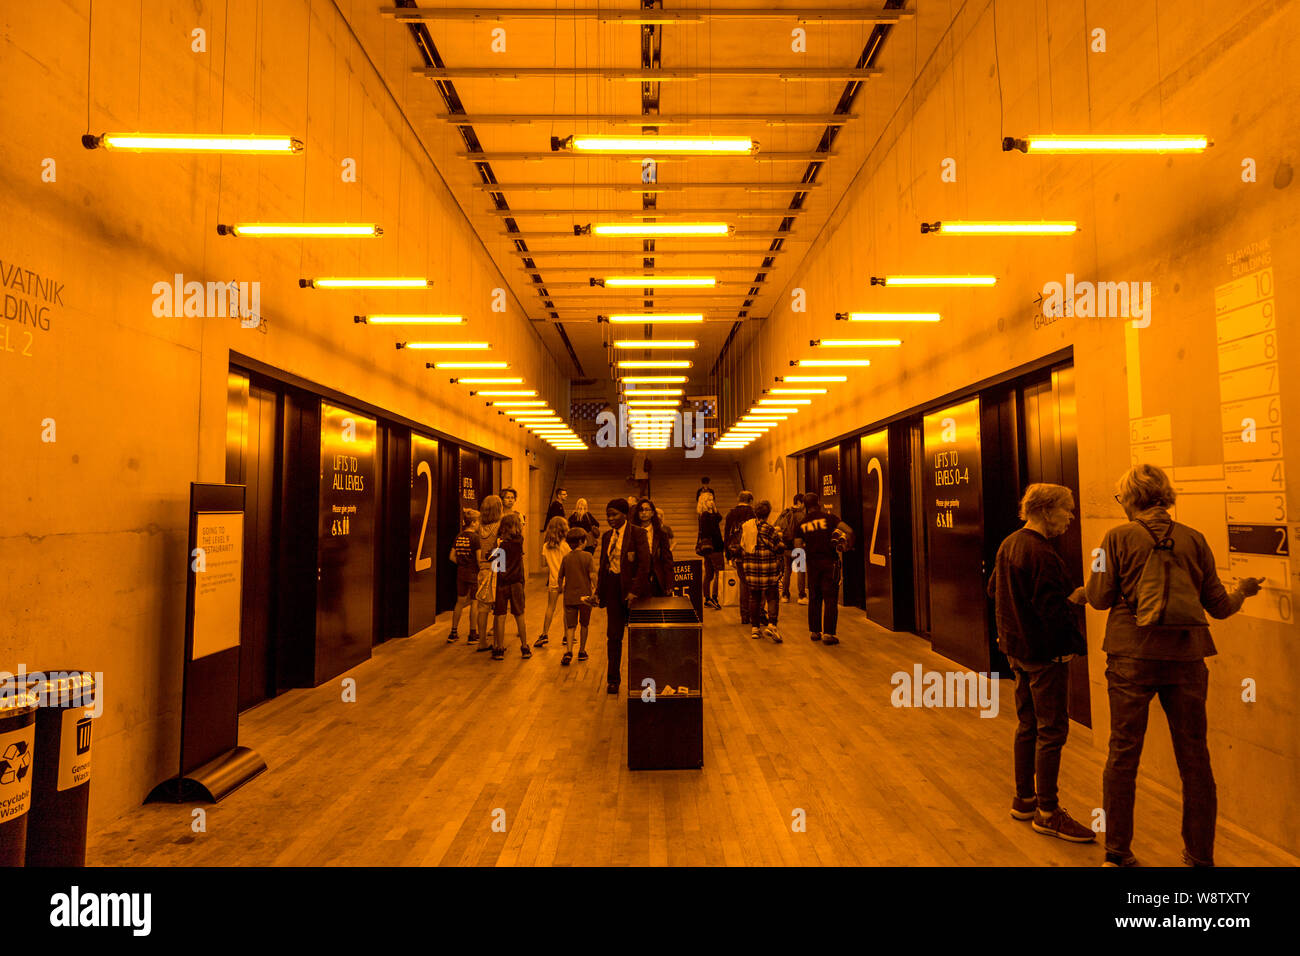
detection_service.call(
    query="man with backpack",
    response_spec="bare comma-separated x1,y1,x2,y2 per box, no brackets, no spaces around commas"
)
776,493,806,603
1076,464,1263,867
724,491,756,623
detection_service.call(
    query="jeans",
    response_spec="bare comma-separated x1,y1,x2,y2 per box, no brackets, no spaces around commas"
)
781,553,805,599
733,561,751,622
1010,658,1071,812
747,585,780,628
807,559,840,635
1103,656,1216,864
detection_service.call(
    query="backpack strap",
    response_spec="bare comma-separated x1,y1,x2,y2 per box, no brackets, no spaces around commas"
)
1134,518,1175,551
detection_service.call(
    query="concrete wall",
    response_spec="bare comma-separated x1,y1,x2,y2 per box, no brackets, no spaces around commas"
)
732,0,1300,854
1,0,563,826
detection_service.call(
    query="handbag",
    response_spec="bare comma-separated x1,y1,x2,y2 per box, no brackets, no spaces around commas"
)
695,532,714,557
475,568,497,604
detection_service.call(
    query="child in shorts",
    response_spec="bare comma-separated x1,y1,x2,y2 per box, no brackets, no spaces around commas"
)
535,515,570,647
492,512,529,660
555,526,598,666
448,508,480,643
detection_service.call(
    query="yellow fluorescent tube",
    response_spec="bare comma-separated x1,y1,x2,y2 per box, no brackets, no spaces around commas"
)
781,375,848,383
474,390,538,397
306,277,430,289
929,221,1077,236
814,339,902,347
571,136,755,154
218,223,382,237
620,376,688,384
361,315,463,325
492,401,547,407
623,389,684,396
455,377,524,384
844,313,939,323
403,342,489,349
1021,135,1210,153
626,400,681,407
591,222,731,237
434,362,508,369
758,398,810,405
794,359,870,367
876,276,995,287
88,133,303,153
608,314,705,323
614,340,698,349
618,360,693,368
769,388,826,395
604,277,716,288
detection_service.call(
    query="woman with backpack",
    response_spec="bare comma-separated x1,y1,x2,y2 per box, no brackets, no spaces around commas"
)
1075,464,1263,867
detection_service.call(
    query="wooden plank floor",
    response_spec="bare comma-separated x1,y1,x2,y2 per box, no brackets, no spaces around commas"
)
90,578,1299,866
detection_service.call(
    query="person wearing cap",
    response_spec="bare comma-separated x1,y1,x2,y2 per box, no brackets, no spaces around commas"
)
591,497,651,695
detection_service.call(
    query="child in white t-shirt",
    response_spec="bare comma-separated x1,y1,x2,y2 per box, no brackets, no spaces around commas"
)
535,515,571,647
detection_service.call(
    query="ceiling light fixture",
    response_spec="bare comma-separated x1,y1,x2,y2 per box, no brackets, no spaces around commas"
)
617,360,693,369
600,276,716,288
811,338,902,348
431,361,509,369
217,223,382,237
581,222,731,238
613,339,698,349
791,359,871,367
1002,134,1211,154
553,134,758,154
303,277,431,289
920,220,1077,236
607,314,705,323
777,375,848,383
452,377,524,385
619,375,689,384
82,132,303,153
397,342,489,350
869,275,995,287
836,312,940,323
355,315,463,325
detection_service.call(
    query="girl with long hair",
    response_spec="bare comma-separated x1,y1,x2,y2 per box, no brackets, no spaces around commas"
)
632,497,675,597
472,494,504,651
536,515,571,647
696,493,724,610
492,511,529,660
568,497,600,554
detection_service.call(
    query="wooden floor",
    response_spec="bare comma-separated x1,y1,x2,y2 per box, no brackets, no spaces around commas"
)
91,579,1299,866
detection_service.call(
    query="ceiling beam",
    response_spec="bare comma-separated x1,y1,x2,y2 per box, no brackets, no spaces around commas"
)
472,181,823,192
414,67,880,81
436,113,857,126
383,7,912,24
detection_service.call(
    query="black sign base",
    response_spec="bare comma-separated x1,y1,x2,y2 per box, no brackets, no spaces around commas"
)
145,746,267,804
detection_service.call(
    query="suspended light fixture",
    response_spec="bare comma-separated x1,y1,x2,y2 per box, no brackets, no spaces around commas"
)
431,361,509,369
767,388,827,395
869,276,994,287
1002,134,1211,154
620,375,689,384
397,342,489,350
836,312,940,323
791,359,870,367
303,277,430,289
758,398,810,405
778,375,848,383
811,339,902,348
580,222,731,238
627,400,681,407
472,390,538,397
217,223,382,238
600,276,716,288
451,377,524,385
614,340,698,349
82,132,303,153
356,315,463,325
623,389,685,397
553,134,757,155
920,220,1077,236
618,360,693,369
492,401,547,408
607,314,705,323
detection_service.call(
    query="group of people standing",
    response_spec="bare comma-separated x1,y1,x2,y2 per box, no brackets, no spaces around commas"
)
988,464,1264,867
695,482,854,645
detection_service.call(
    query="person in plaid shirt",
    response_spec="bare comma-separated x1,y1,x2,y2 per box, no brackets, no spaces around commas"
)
740,500,786,643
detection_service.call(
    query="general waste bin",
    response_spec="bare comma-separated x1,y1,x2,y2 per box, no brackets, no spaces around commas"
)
0,688,38,866
626,596,703,770
23,671,96,867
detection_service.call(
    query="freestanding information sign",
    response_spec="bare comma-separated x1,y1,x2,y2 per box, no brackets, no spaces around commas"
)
147,483,266,803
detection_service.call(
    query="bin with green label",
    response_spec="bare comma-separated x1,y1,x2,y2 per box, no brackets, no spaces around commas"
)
0,689,38,866
22,672,96,867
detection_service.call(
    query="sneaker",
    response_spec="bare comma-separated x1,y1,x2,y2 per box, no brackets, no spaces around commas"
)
797,596,808,605
1103,852,1139,867
447,629,459,643
577,651,589,662
822,634,840,646
768,626,783,644
491,648,505,661
810,632,822,642
521,645,532,659
466,633,478,645
751,627,761,639
534,635,548,647
1182,850,1214,867
1031,807,1096,843
561,652,573,666
476,642,493,653
1010,796,1037,821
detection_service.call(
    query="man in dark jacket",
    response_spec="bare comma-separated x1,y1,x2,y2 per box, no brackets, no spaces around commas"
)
987,483,1093,844
724,491,756,622
593,497,651,695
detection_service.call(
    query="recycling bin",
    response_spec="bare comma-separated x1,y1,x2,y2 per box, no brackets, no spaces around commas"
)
23,671,96,867
0,688,38,866
626,596,703,770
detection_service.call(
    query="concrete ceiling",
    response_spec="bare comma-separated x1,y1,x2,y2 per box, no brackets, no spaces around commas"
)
361,0,910,394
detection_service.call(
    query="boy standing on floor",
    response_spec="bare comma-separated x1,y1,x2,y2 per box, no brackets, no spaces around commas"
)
448,508,480,643
794,492,854,645
556,526,598,665
491,512,530,661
